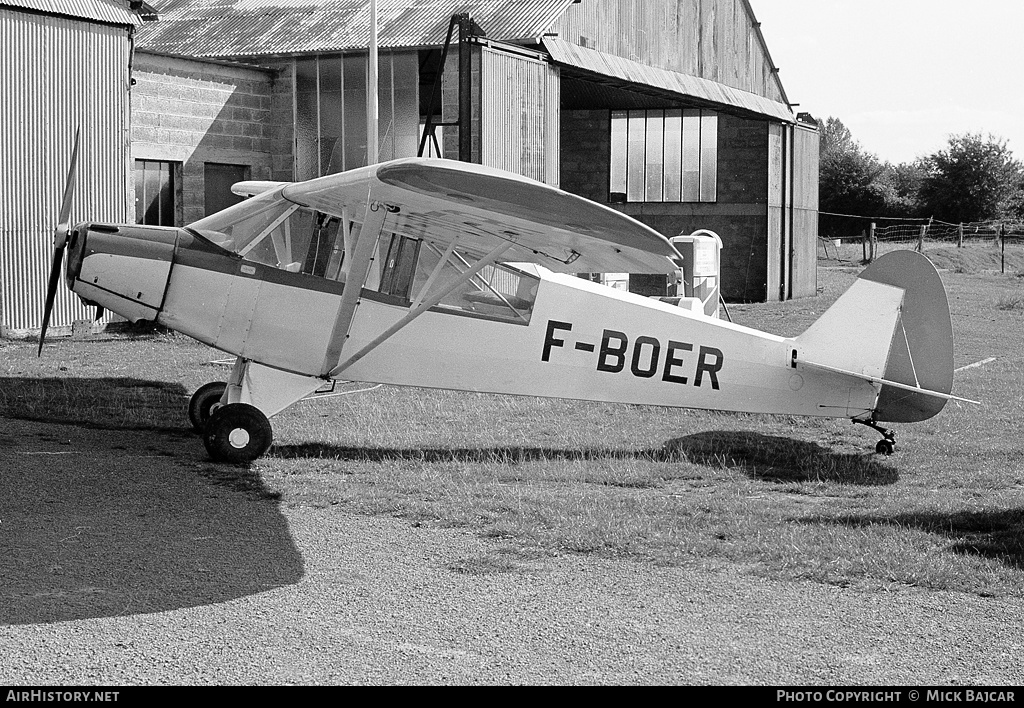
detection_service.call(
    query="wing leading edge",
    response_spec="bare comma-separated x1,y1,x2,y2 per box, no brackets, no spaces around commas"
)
280,158,681,275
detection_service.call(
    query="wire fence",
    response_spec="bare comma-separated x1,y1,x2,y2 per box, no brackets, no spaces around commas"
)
817,216,1024,274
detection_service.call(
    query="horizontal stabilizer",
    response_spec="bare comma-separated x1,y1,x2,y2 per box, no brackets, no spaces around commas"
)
799,359,979,405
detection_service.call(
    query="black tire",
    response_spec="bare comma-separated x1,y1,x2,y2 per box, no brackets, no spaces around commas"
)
875,439,895,456
203,403,273,463
188,381,228,432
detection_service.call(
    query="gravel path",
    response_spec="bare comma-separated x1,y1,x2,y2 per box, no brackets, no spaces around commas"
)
2,418,1022,685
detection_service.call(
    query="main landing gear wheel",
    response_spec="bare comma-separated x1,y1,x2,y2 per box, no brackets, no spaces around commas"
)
203,403,273,463
188,381,227,433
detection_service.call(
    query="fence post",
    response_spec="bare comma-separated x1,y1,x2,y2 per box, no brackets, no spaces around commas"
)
918,225,926,252
1001,223,1006,274
861,229,867,262
958,223,964,248
869,222,876,262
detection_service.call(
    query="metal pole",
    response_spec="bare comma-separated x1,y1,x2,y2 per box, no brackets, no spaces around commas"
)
367,0,379,166
458,14,473,162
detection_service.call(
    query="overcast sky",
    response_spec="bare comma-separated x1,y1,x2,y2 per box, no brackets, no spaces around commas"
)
752,0,1024,165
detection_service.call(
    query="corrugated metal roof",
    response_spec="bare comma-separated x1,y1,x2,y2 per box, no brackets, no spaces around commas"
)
0,0,144,25
137,0,574,57
543,37,794,123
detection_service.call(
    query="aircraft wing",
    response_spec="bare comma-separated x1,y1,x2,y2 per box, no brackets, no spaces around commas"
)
280,158,681,274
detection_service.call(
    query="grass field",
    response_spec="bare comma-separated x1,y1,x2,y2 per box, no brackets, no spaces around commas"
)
3,246,1023,597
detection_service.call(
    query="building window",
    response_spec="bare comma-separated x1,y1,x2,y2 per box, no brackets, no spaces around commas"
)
135,160,181,226
294,53,420,179
609,109,718,203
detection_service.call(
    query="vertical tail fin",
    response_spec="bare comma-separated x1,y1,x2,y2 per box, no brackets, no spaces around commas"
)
795,251,954,422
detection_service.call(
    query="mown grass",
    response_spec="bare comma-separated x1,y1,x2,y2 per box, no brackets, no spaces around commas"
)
2,252,1022,596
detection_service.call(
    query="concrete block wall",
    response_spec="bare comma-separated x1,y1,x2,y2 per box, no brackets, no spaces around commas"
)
560,110,611,201
131,52,282,224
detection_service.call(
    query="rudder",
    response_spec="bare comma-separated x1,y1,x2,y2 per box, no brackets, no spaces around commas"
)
860,251,953,422
795,251,954,423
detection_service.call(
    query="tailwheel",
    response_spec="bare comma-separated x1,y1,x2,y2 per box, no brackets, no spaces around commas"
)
188,381,227,433
203,403,273,463
875,438,895,456
853,416,896,456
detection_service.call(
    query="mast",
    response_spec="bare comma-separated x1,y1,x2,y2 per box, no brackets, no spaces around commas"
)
366,0,379,165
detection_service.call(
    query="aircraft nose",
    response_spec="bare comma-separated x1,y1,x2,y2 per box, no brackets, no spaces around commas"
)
64,223,176,323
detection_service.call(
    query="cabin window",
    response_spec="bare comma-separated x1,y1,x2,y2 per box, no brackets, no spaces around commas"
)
379,234,422,299
403,242,538,324
609,109,717,203
302,215,344,278
239,208,344,278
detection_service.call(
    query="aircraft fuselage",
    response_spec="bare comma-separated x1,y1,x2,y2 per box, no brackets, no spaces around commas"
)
65,221,879,421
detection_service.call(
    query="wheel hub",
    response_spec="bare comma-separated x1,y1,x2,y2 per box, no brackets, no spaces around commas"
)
228,427,251,449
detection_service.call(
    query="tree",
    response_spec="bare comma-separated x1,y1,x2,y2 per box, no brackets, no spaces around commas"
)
917,133,1023,224
877,159,929,216
817,117,890,235
997,172,1024,222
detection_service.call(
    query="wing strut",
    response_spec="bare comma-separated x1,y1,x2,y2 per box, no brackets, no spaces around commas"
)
320,194,390,376
329,239,513,378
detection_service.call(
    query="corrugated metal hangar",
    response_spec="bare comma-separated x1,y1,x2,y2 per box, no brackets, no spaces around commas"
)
0,0,818,335
0,0,152,333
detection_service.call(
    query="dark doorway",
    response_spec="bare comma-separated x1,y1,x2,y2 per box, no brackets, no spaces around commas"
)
204,163,250,216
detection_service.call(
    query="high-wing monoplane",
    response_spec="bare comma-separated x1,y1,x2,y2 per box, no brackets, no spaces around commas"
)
40,133,970,462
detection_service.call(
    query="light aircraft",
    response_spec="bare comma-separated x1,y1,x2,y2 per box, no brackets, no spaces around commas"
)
40,132,971,463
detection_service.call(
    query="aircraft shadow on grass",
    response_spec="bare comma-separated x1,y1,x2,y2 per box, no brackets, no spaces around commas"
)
274,429,898,487
664,431,899,485
801,508,1024,571
0,375,191,432
0,376,303,626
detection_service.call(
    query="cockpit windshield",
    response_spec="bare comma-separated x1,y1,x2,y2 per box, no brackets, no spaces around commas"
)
187,189,344,278
188,189,290,254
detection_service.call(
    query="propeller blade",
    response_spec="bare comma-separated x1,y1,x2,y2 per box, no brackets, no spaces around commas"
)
54,128,81,249
37,246,65,356
38,128,81,356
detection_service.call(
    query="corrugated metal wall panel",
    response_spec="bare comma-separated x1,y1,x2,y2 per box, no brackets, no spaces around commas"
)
789,122,819,299
480,46,559,186
0,10,130,332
